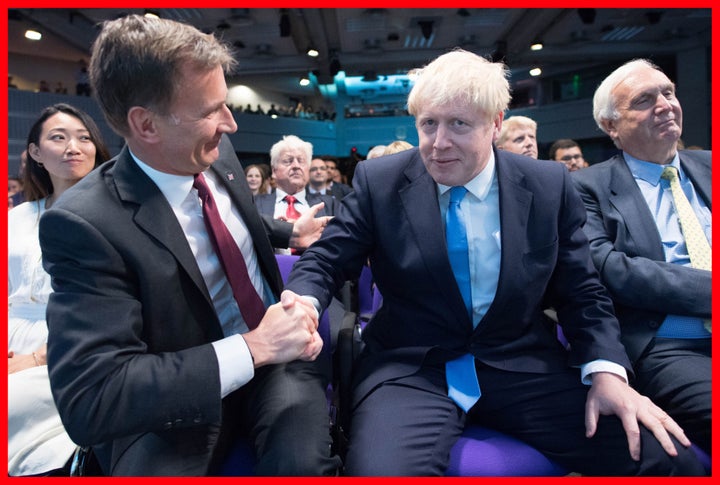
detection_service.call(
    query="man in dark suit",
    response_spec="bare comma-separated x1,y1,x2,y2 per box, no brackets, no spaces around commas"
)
39,15,339,476
322,156,353,200
572,59,711,454
254,135,335,224
285,50,703,475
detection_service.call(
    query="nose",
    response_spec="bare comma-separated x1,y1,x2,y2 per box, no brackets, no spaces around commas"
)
220,104,238,133
433,124,452,150
654,94,673,113
65,137,81,154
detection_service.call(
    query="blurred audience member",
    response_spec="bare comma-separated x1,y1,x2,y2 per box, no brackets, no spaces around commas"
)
255,135,336,228
8,103,110,476
322,156,353,199
548,138,588,171
366,145,387,160
307,158,329,195
496,115,538,159
383,141,413,156
244,163,270,196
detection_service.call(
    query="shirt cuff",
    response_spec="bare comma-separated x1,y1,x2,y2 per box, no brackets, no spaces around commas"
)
211,334,254,398
300,295,322,318
580,359,628,385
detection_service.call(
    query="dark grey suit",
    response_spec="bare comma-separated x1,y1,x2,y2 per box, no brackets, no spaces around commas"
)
572,150,711,453
40,138,338,475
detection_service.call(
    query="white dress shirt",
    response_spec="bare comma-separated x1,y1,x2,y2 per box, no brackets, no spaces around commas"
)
132,151,270,397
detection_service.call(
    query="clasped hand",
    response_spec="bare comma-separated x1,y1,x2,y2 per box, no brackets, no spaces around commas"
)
242,290,322,367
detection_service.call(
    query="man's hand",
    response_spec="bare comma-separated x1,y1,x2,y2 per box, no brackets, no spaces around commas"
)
585,372,691,461
242,290,323,367
288,202,332,250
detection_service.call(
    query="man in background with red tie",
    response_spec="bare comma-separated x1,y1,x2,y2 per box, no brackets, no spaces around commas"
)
39,15,339,476
254,135,336,253
572,59,711,455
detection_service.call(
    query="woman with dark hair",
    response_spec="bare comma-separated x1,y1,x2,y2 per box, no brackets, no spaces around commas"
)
8,103,110,475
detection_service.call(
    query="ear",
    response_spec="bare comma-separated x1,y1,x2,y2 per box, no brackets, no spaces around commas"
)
127,106,162,144
491,112,504,144
28,143,41,161
601,118,618,141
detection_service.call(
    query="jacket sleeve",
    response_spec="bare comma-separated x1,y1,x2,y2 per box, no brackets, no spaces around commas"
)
571,172,711,317
39,208,222,446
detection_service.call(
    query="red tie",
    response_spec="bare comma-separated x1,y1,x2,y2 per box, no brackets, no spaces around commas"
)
193,172,265,329
284,195,301,221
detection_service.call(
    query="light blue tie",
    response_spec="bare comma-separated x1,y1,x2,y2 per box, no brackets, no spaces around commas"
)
445,186,481,412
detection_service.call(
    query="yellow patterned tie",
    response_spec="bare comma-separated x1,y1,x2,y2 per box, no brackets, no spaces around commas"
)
661,166,712,332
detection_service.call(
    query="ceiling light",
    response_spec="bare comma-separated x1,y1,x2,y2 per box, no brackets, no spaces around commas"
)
530,40,543,51
299,77,310,86
307,48,319,57
529,67,542,77
25,29,41,41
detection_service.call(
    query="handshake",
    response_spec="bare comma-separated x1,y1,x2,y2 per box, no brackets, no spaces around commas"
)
241,290,323,367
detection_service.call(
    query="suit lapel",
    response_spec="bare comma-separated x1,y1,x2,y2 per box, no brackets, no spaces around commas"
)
608,155,665,260
481,150,533,325
210,136,283,296
112,147,213,304
680,151,712,209
399,152,472,327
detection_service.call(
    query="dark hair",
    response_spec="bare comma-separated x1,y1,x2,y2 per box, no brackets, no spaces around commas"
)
24,103,111,201
90,14,235,137
547,139,580,161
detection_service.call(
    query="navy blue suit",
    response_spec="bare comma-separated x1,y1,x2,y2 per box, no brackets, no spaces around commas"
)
572,150,711,453
286,147,703,475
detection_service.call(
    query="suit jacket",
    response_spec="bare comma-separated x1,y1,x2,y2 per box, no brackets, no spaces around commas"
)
254,190,336,218
327,181,353,200
571,150,712,363
40,136,284,475
286,147,631,405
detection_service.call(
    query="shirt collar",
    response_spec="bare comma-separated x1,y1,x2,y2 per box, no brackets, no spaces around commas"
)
437,149,496,201
623,151,682,187
276,188,306,203
129,149,195,208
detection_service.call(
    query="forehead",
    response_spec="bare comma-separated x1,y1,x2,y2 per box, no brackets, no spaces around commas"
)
613,66,673,99
311,158,326,166
417,100,485,120
43,112,85,131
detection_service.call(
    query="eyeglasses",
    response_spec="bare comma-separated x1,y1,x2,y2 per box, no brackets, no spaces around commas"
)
309,166,327,172
560,154,584,162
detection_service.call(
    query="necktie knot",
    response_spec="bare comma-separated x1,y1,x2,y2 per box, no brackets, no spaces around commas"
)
284,194,301,223
661,165,679,182
449,186,468,205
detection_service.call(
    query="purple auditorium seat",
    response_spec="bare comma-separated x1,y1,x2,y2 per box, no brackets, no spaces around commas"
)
446,426,567,476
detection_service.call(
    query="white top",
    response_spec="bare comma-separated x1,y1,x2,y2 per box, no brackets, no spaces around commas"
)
8,199,52,352
8,199,77,475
